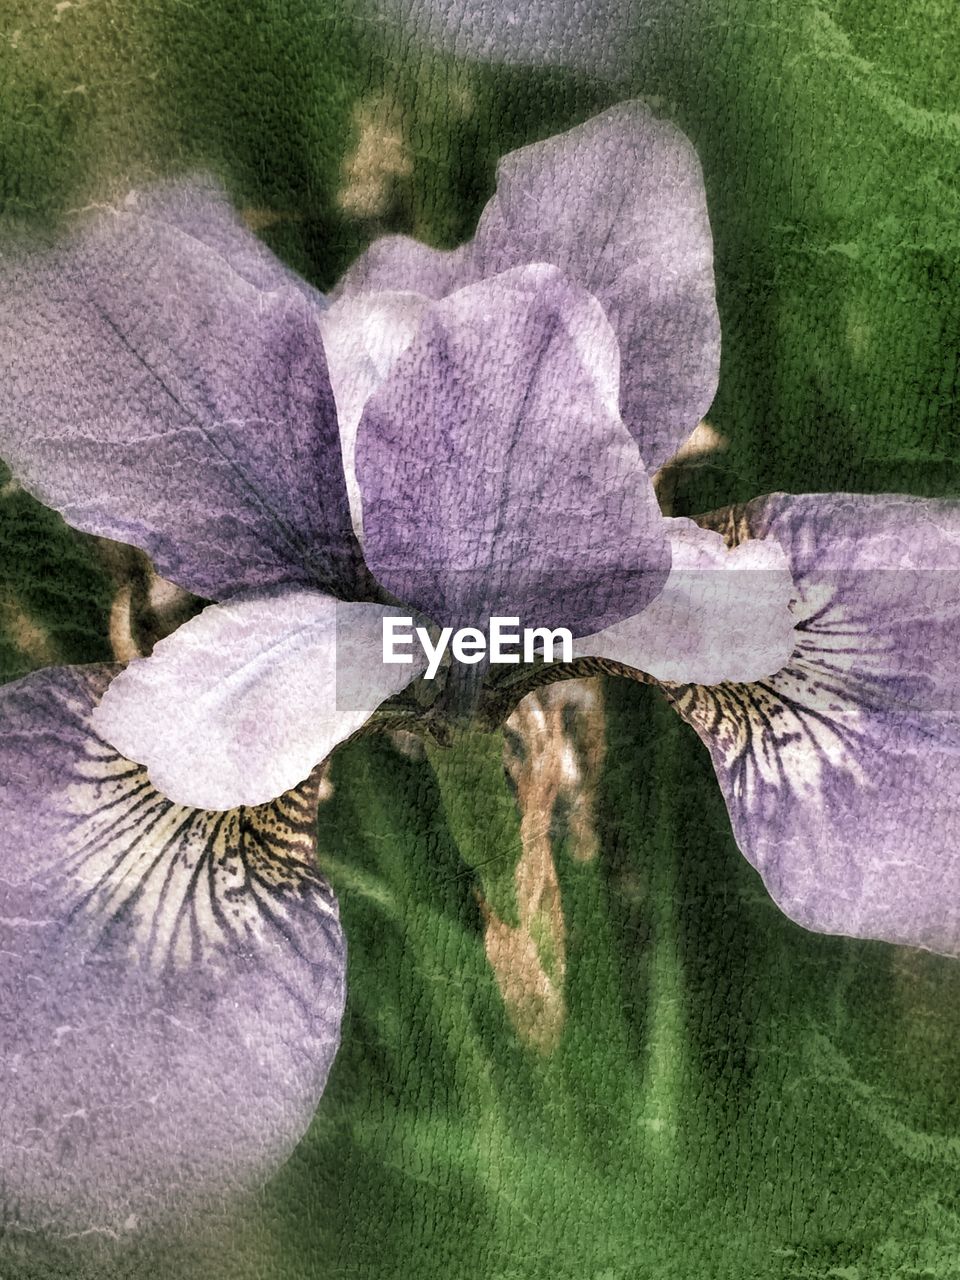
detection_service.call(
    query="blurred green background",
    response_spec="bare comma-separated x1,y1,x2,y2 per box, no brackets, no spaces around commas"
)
1,0,959,1275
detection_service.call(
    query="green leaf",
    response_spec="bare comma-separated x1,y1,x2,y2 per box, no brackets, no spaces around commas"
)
426,728,524,928
625,0,960,513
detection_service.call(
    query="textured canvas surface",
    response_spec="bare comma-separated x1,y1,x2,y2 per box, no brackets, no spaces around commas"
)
1,1,959,1275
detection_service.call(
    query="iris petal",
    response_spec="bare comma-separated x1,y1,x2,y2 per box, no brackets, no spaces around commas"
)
0,665,345,1232
319,290,431,541
0,181,364,600
334,234,470,303
470,101,720,471
121,175,329,299
340,101,720,473
668,493,960,955
92,590,427,811
575,520,797,685
355,264,670,636
371,0,640,77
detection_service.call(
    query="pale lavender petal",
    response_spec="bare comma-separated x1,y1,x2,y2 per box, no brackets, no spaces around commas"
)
0,665,345,1232
319,290,431,539
575,519,796,684
333,234,470,302
0,185,364,600
470,101,720,472
124,175,327,300
670,493,960,955
92,590,425,810
355,264,670,635
369,0,639,76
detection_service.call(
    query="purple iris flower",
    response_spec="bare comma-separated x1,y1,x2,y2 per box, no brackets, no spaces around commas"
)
2,100,959,1233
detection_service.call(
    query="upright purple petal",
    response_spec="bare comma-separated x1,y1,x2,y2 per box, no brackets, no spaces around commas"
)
0,665,345,1232
478,99,716,471
470,102,720,471
93,590,427,811
319,290,432,539
355,264,670,636
0,185,365,601
669,493,960,955
339,106,718,474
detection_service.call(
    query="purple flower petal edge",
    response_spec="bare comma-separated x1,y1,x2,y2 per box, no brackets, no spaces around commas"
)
575,519,797,684
93,590,427,811
369,0,641,77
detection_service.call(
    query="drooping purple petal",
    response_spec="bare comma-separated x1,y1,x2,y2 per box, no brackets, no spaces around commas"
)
575,519,797,684
669,493,960,955
469,101,720,472
355,264,670,636
92,589,426,811
0,185,365,601
0,665,345,1232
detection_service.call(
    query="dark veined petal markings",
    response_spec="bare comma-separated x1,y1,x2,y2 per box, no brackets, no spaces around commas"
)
667,501,901,810
59,731,341,979
663,618,878,813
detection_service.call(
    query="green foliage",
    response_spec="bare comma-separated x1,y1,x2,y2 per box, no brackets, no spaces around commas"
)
0,477,112,681
426,728,525,927
659,0,960,512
